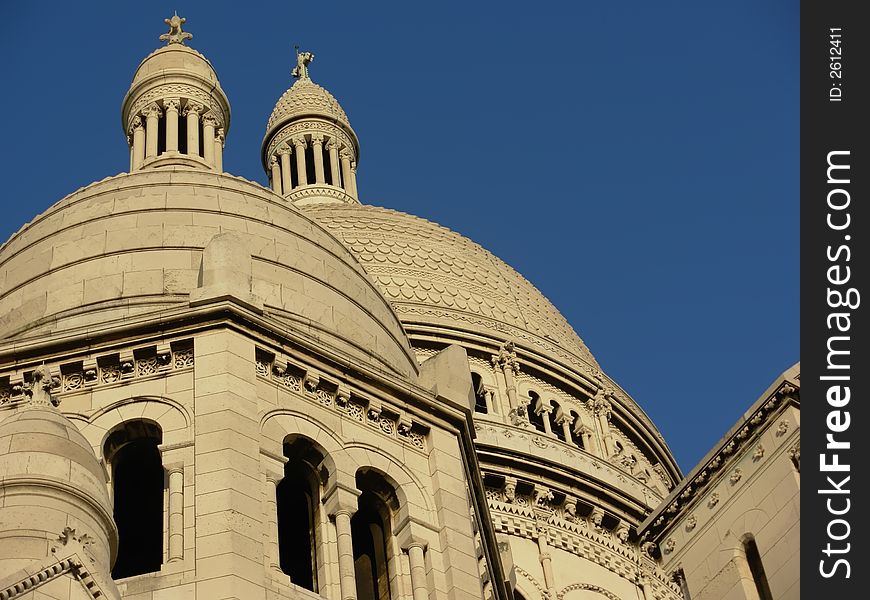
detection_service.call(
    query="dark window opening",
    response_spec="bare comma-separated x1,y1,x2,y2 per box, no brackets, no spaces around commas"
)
353,471,396,600
305,144,317,184
744,537,773,600
277,437,323,591
157,114,166,155
324,146,334,185
472,372,488,414
673,568,691,600
527,391,546,433
289,149,299,189
105,420,164,580
178,114,188,154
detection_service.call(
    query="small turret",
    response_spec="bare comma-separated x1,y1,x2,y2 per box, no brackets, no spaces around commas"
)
262,50,361,205
121,15,231,172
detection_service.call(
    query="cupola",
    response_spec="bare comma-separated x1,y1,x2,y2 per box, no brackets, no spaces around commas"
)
262,51,361,205
121,15,231,172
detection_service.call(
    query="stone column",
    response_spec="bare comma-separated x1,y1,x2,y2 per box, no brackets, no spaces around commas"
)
184,102,203,158
131,116,145,171
264,471,282,573
539,402,553,434
327,141,341,186
591,393,615,457
349,160,359,197
560,414,573,442
202,114,217,166
164,98,180,153
536,524,556,597
214,128,225,172
324,485,359,600
407,543,429,600
576,423,598,455
278,146,293,194
339,149,353,194
142,103,162,159
311,134,326,184
269,156,282,194
167,465,185,562
293,136,308,186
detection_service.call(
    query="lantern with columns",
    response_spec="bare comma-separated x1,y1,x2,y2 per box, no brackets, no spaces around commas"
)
261,50,361,205
121,17,230,172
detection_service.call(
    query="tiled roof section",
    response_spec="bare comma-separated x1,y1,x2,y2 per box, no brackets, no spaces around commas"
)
306,204,600,370
266,78,349,131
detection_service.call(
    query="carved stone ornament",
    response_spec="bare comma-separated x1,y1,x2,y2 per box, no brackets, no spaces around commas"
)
183,101,205,117
776,420,790,436
160,14,193,45
729,468,742,485
292,50,315,80
663,538,676,554
685,515,697,531
752,444,765,461
25,365,59,407
707,492,720,508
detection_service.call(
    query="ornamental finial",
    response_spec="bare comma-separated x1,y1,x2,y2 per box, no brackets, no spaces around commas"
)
160,13,193,45
292,47,314,80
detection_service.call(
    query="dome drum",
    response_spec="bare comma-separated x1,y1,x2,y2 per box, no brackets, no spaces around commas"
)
121,44,230,173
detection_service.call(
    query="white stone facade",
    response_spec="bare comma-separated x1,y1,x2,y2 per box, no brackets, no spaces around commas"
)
0,16,797,600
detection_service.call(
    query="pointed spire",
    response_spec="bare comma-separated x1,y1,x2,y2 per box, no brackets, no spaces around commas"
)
160,13,193,45
292,48,315,80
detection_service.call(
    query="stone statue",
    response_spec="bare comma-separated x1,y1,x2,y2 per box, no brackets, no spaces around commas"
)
292,50,315,80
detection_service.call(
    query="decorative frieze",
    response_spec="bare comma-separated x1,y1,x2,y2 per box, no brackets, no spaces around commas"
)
0,340,195,408
255,349,428,452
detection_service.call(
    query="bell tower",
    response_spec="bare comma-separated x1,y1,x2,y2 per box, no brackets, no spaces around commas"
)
261,50,361,205
121,15,231,172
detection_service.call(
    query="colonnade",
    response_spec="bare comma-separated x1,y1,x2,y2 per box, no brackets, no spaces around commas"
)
129,99,224,171
268,134,357,197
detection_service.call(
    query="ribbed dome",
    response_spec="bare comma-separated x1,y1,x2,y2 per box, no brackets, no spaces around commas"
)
266,77,350,135
305,203,600,372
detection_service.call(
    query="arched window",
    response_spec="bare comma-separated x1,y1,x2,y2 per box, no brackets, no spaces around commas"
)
276,437,324,591
569,412,585,449
743,536,773,600
353,470,398,600
527,391,546,433
104,420,164,579
549,401,566,441
471,372,488,414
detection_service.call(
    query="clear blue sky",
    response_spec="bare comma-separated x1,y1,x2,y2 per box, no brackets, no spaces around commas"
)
0,1,798,471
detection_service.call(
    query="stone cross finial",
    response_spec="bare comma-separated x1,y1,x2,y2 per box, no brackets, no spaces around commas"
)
292,49,315,80
160,14,193,45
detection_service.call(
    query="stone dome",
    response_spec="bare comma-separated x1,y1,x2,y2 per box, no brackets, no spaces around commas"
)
0,169,417,379
305,203,600,372
0,399,118,574
266,77,350,137
130,44,219,88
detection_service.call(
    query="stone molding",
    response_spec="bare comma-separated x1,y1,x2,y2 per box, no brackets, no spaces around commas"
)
264,119,355,169
0,339,194,408
125,83,226,133
640,377,799,541
256,349,427,452
287,184,359,206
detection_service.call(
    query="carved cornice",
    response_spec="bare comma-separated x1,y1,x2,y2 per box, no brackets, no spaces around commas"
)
640,377,800,541
125,83,226,132
287,185,359,206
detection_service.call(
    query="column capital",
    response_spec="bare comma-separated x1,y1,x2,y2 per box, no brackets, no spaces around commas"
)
141,102,163,119
339,148,353,160
202,113,219,128
326,140,339,151
322,482,360,517
183,101,205,116
216,128,225,147
276,144,292,156
292,135,308,148
269,155,278,168
163,98,181,112
310,133,324,144
130,115,144,132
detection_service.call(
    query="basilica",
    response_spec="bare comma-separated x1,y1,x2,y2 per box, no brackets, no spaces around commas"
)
0,17,799,600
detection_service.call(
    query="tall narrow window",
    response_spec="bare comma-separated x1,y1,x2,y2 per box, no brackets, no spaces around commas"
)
353,471,397,600
471,372,488,414
673,568,691,600
527,391,546,433
104,420,164,579
743,536,773,600
277,437,323,591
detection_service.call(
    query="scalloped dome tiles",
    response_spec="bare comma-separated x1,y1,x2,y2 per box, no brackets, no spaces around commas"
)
266,77,350,133
305,204,601,371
